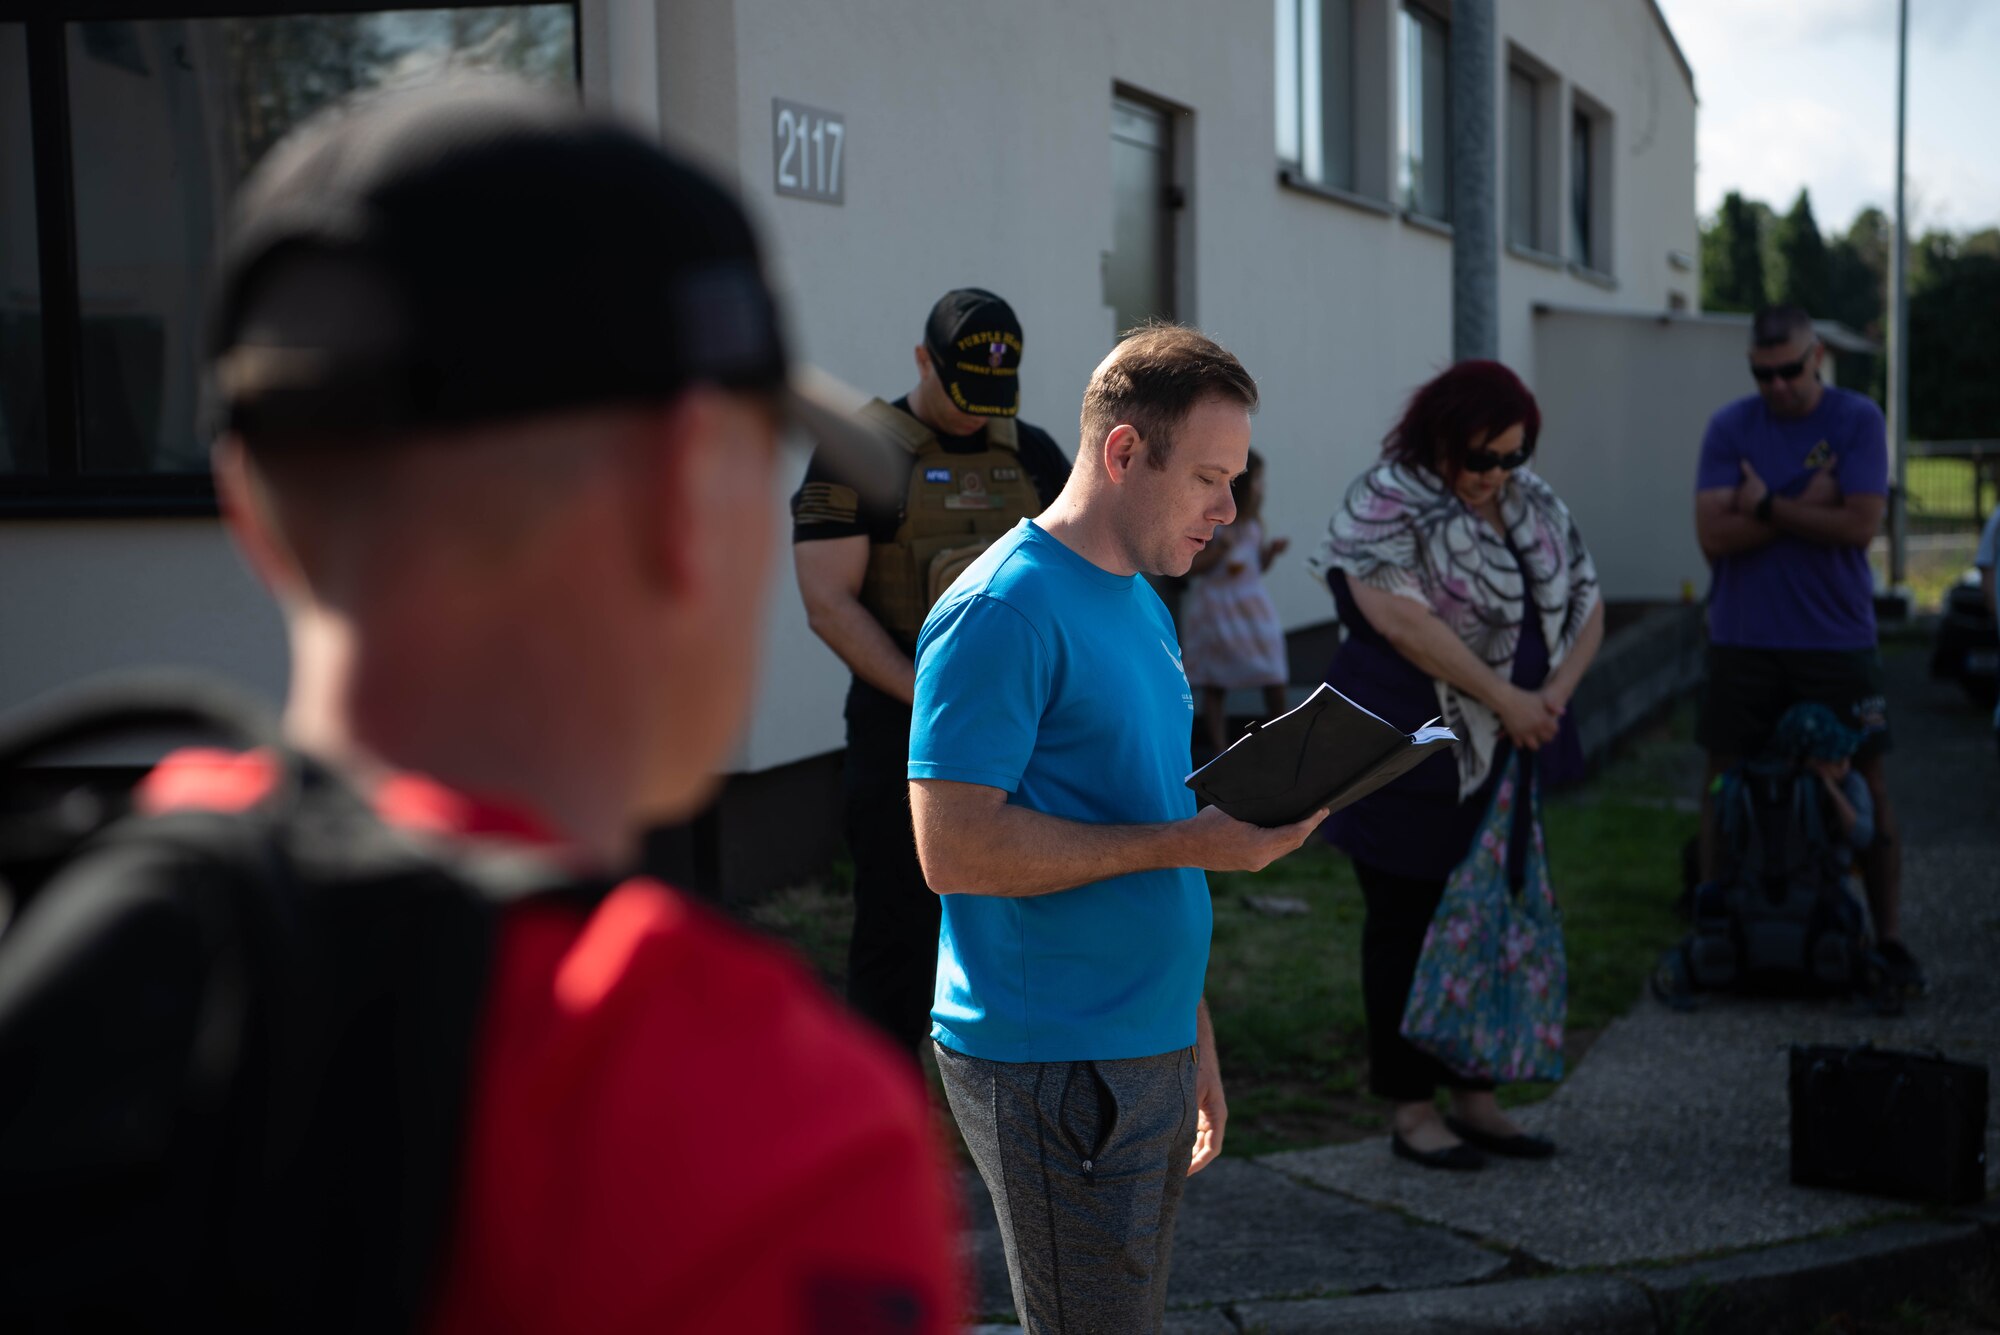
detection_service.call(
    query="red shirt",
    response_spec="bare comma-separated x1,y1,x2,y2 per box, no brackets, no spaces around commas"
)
140,752,964,1334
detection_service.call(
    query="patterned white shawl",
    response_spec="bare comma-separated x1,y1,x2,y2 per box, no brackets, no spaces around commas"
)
1309,461,1601,798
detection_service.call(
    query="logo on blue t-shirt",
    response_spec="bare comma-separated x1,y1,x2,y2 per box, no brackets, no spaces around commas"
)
1159,639,1194,711
1802,439,1834,469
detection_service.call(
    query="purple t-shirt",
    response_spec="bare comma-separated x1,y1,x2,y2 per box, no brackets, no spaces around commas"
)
1697,386,1886,651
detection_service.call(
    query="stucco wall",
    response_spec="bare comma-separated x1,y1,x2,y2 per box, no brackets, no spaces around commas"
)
1530,308,1754,604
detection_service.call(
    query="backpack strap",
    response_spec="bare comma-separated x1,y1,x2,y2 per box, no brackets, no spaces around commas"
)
0,673,606,1330
854,398,1023,457
856,399,935,454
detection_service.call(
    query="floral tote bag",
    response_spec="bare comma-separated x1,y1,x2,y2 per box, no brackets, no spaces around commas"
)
1399,753,1567,1083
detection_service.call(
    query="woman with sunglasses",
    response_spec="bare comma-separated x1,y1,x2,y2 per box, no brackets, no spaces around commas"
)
1308,359,1605,1171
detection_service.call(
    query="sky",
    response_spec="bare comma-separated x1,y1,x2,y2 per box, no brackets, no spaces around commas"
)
1653,0,2000,237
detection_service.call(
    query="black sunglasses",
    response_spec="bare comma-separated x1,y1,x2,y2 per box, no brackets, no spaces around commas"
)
1749,357,1810,383
1461,439,1535,474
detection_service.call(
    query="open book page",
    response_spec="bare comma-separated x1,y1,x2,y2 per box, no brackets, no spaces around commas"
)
1185,685,1458,827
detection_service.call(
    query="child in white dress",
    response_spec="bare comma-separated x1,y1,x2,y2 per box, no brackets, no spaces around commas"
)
1183,448,1290,754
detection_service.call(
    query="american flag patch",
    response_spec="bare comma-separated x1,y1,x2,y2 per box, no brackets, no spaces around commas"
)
794,481,860,526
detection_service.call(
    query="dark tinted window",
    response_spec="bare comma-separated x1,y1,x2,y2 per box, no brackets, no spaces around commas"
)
7,7,576,484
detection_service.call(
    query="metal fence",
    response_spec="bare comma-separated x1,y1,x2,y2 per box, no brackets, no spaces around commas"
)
1905,441,2000,533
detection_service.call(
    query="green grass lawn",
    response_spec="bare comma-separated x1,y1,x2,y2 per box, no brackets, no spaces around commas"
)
1205,766,1694,1156
1904,456,1993,526
751,707,1702,1159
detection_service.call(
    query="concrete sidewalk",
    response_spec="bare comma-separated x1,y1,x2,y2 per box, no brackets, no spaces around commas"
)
966,641,1999,1332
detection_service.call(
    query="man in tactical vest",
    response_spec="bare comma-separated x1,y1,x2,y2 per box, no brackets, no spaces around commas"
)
793,289,1070,1057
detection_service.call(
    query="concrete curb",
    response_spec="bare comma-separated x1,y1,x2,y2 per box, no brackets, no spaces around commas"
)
1230,1275,1653,1334
963,1205,1995,1332
1214,1208,1992,1335
1626,1216,1988,1335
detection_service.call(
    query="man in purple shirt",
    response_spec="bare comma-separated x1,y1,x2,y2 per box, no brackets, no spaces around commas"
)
1693,305,1920,992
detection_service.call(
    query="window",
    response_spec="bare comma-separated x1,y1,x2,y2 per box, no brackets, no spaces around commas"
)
1108,93,1178,336
1276,0,1354,193
5,5,577,512
1569,93,1612,276
1505,66,1538,250
1570,109,1593,269
1397,4,1448,221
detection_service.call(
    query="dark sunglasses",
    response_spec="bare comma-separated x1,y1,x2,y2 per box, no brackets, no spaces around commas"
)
1749,358,1810,383
1461,439,1535,474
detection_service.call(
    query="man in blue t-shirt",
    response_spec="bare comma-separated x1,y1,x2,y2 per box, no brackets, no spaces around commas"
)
908,326,1325,1330
1693,304,1919,991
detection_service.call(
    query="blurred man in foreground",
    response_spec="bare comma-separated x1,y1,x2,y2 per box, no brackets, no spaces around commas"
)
0,83,959,1333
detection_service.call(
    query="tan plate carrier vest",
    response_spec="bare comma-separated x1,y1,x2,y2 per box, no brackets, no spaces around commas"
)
856,398,1044,647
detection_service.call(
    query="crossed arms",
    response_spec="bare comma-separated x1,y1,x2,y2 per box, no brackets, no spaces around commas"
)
1695,459,1884,563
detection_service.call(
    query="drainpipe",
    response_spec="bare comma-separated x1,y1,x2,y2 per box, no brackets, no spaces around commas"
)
1450,0,1498,363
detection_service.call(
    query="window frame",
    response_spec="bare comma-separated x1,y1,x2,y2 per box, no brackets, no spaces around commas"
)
1501,45,1564,264
1276,0,1356,195
0,0,582,518
1504,63,1538,251
1275,0,1392,214
1568,84,1614,282
1395,0,1449,225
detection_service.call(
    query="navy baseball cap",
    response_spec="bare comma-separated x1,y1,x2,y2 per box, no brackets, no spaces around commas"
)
923,288,1023,418
207,79,875,465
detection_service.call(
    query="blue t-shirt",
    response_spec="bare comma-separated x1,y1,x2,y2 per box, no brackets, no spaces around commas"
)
1976,505,2000,573
1696,386,1886,651
909,519,1211,1063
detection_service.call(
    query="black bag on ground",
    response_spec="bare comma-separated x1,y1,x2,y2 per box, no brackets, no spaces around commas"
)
1789,1043,1988,1206
1681,760,1873,994
0,673,600,1333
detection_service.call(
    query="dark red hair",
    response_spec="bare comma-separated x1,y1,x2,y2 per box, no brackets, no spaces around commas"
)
1381,360,1540,477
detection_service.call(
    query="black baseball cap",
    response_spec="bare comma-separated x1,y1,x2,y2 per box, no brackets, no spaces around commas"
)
923,288,1023,418
207,79,877,466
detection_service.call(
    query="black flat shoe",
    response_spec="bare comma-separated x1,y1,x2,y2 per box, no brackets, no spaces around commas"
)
1444,1115,1556,1160
1390,1133,1486,1171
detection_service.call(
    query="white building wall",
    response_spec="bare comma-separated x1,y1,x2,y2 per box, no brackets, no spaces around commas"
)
0,521,286,711
0,0,1699,779
1494,0,1701,381
673,0,1698,770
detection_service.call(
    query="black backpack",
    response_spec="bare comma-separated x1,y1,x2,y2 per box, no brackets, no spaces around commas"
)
0,674,602,1333
1657,759,1876,1006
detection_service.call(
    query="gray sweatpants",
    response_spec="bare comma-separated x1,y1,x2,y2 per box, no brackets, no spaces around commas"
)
934,1043,1198,1334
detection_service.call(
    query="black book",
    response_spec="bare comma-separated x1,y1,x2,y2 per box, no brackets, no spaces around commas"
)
1185,684,1458,827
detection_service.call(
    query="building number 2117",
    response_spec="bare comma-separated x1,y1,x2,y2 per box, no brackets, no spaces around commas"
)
772,99,845,205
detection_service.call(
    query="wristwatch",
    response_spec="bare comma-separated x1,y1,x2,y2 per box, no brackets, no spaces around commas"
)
1754,492,1775,523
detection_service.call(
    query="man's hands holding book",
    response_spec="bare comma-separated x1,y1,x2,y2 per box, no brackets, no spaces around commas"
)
1178,803,1328,872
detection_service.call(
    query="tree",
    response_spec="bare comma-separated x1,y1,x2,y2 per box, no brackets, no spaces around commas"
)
1700,191,1769,313
1908,235,2000,440
1827,206,1889,339
1774,189,1830,315
1824,206,1889,405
